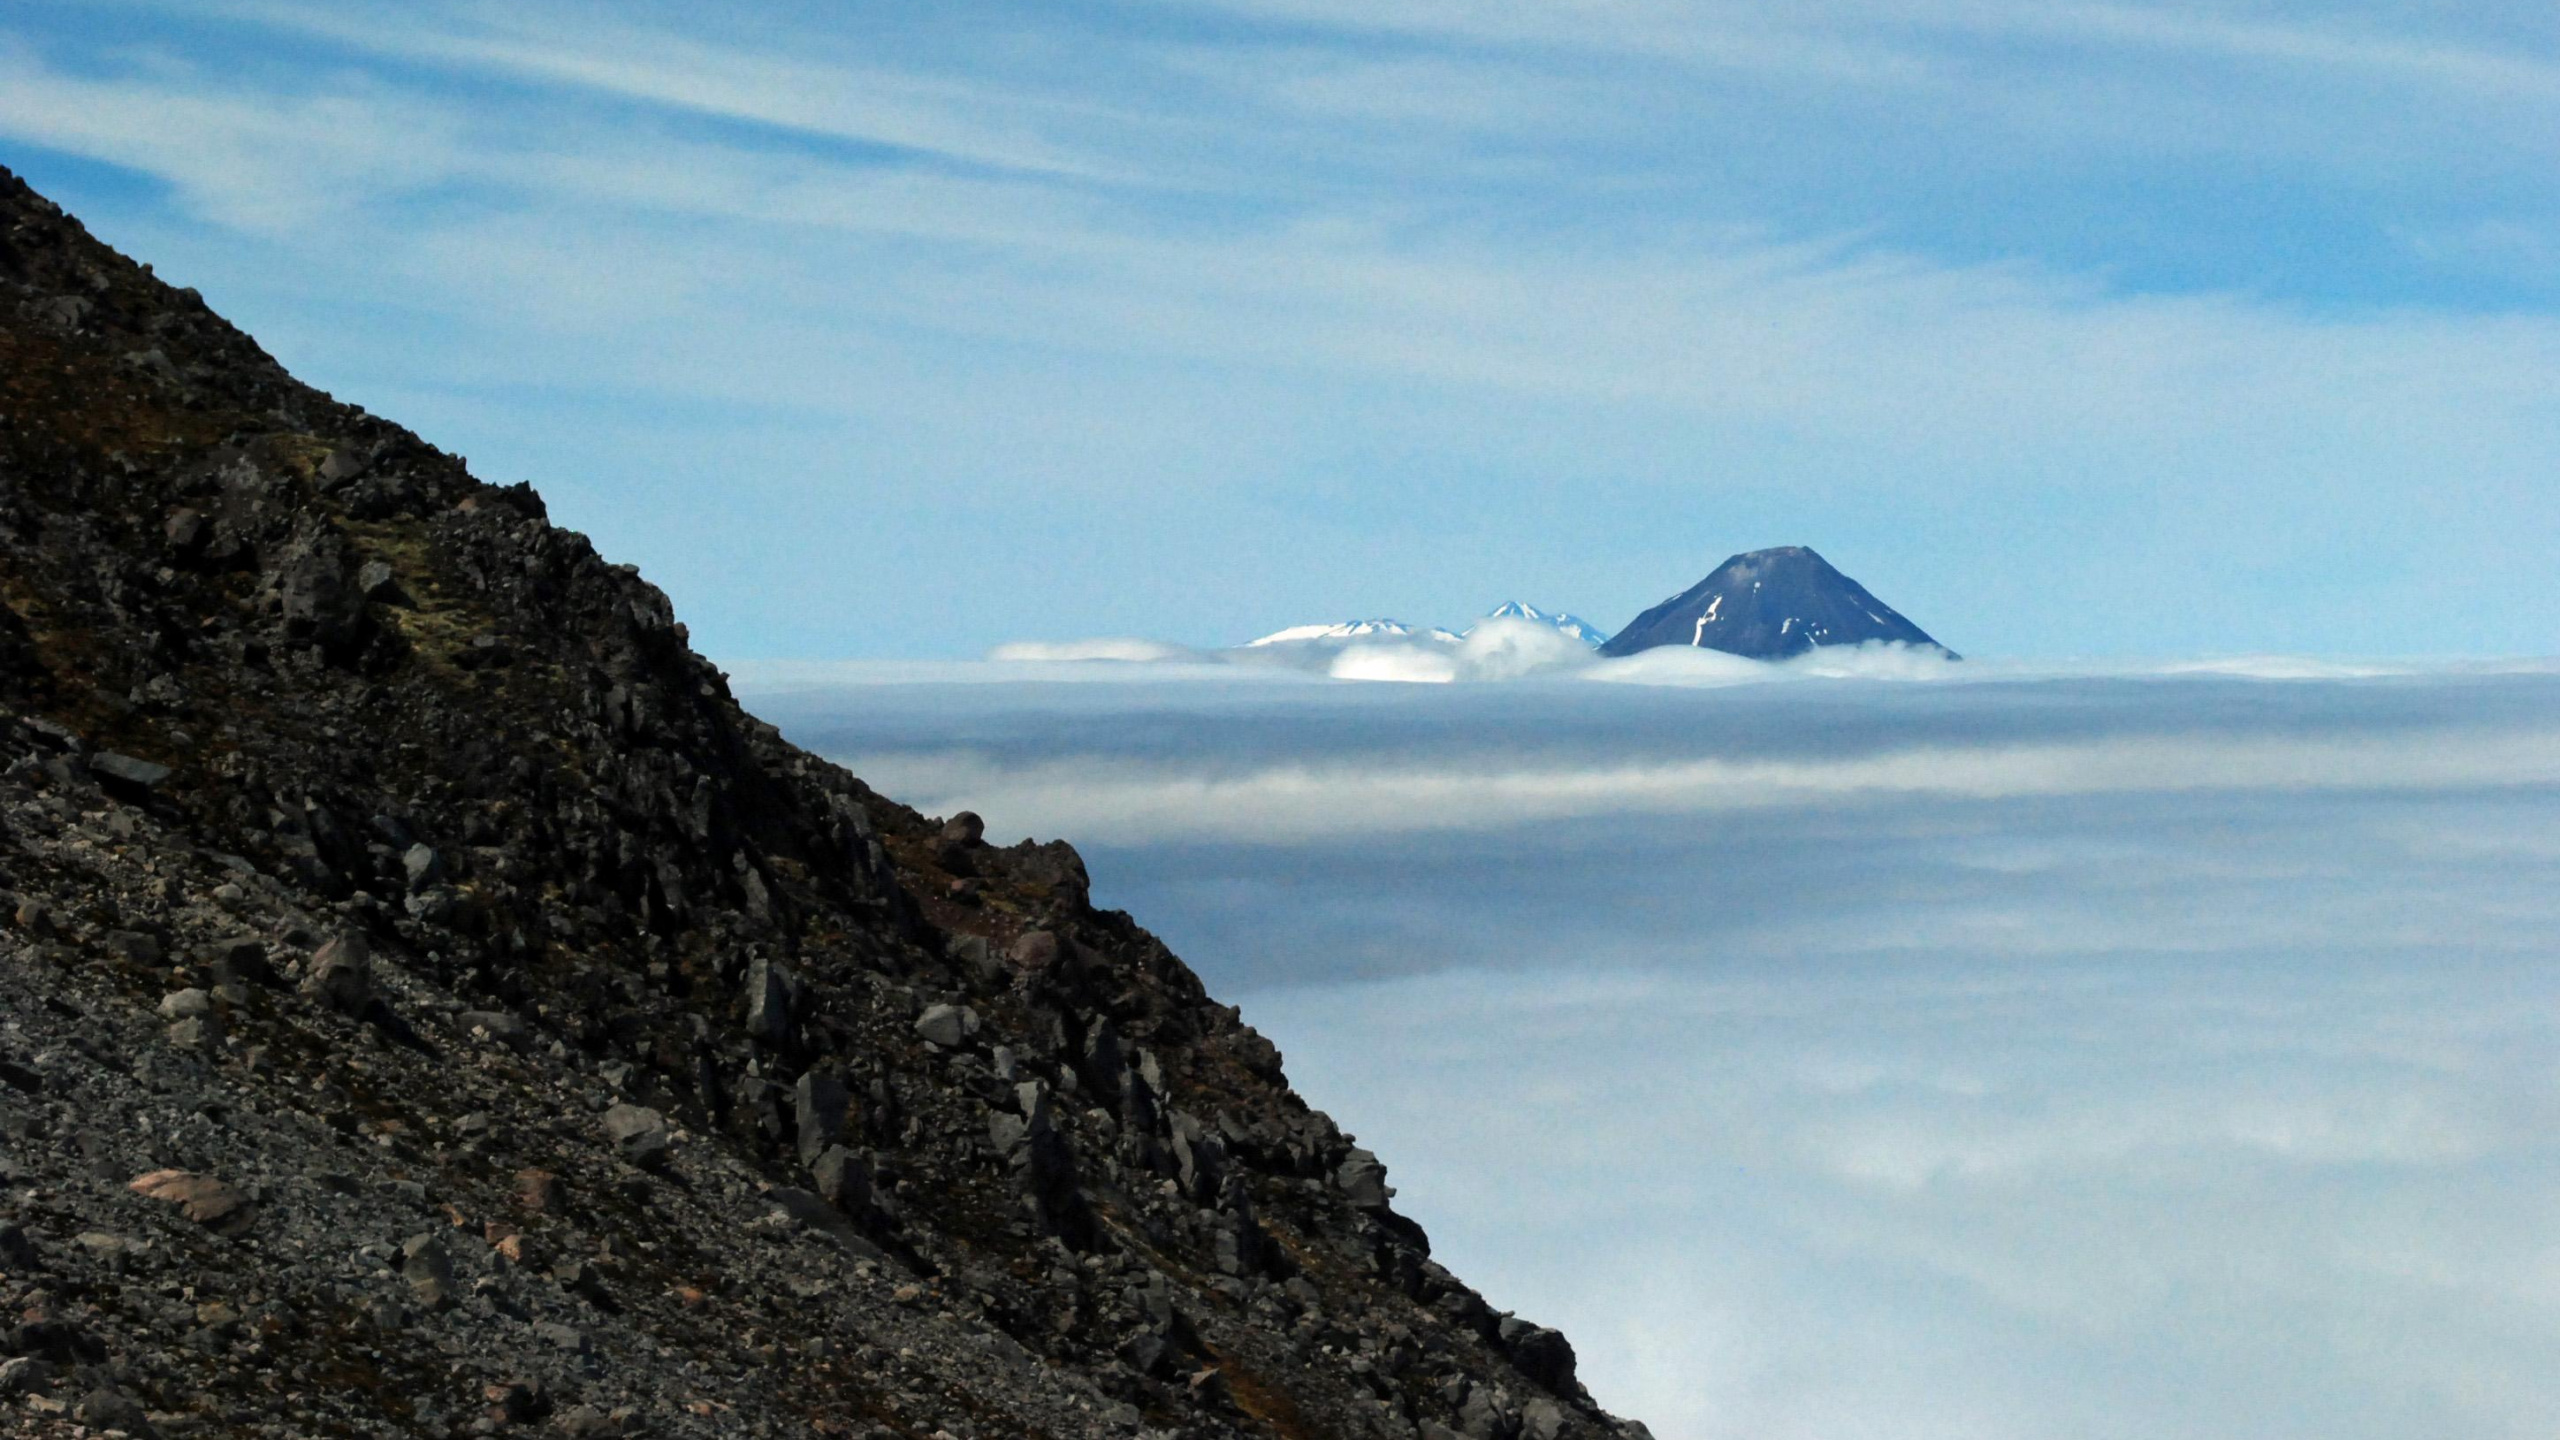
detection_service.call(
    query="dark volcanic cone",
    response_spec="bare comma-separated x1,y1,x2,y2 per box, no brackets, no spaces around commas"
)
1600,546,1955,659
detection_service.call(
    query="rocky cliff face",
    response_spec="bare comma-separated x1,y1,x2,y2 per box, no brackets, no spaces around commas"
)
0,168,1647,1440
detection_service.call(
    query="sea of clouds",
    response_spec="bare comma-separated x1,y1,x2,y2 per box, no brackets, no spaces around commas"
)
737,655,2560,1440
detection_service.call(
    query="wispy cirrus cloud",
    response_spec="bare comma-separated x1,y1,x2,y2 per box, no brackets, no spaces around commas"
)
1,0,2555,659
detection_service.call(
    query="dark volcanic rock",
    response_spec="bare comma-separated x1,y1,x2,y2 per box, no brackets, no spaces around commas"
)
0,165,1644,1440
1601,544,1955,659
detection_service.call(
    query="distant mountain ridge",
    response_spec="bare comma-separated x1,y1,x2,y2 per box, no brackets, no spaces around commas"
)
1600,547,1954,659
1247,604,1603,651
1474,602,1608,649
1245,618,1463,647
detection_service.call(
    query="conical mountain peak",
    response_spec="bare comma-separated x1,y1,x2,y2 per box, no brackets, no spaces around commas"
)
1600,547,1954,659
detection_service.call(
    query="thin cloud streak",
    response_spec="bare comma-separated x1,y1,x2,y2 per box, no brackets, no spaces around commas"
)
834,725,2560,843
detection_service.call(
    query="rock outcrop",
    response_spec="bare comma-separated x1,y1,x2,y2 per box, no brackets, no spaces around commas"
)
0,167,1650,1440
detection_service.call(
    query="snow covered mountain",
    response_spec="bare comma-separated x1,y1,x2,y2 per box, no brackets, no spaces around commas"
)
1244,619,1464,647
1471,601,1610,648
1599,547,1955,659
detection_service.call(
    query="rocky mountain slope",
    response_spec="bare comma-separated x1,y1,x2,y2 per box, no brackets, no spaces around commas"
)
1600,547,1952,659
0,166,1648,1440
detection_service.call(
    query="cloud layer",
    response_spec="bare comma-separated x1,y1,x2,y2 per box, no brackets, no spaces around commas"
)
750,665,2560,1438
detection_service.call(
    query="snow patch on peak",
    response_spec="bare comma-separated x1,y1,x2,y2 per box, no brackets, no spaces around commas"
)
1472,602,1609,649
1247,619,1456,648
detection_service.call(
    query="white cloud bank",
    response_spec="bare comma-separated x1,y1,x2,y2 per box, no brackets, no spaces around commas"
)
749,666,2560,1440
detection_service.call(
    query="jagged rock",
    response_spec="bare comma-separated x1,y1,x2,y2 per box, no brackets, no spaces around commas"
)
1499,1317,1579,1394
1337,1147,1393,1212
301,933,372,1014
795,1071,850,1165
942,811,985,845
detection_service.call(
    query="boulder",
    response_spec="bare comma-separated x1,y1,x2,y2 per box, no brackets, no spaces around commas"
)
601,1103,671,1169
1499,1318,1578,1393
1337,1148,1392,1212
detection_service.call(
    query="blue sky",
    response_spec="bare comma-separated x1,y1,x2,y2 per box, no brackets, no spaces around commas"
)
5,0,2557,658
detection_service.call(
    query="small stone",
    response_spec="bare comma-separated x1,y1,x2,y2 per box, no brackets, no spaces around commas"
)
1008,930,1060,974
745,955,793,1048
484,1377,549,1423
533,1321,588,1352
73,1387,151,1433
318,446,370,485
355,559,412,606
913,1004,969,1048
0,1356,53,1396
158,988,213,1020
200,936,273,986
87,751,172,795
555,1404,626,1438
601,1103,671,1168
128,1170,256,1237
401,1231,455,1308
515,1168,566,1212
402,843,443,892
164,1016,218,1050
0,1222,38,1271
104,930,163,966
163,507,207,556
458,1009,532,1053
